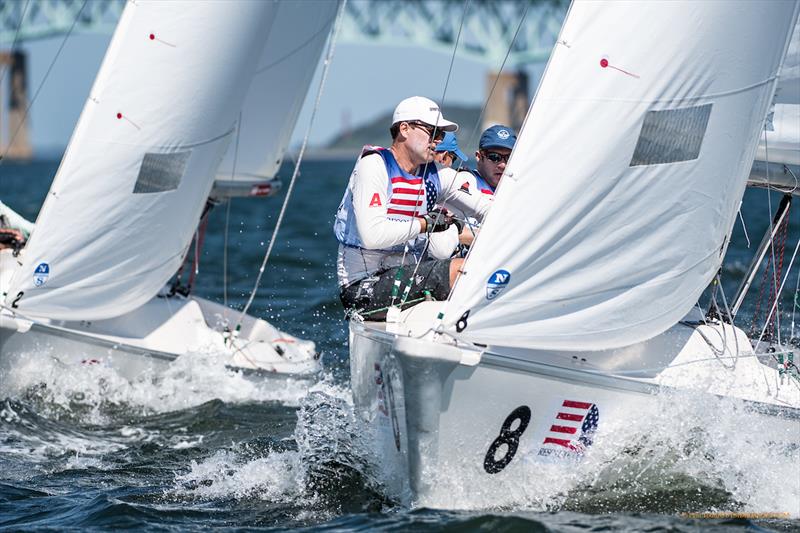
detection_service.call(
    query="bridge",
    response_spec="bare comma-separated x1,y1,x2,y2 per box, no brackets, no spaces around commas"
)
0,0,568,158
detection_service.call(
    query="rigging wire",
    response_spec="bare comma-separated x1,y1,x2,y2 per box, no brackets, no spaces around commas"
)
392,0,471,309
464,1,532,156
791,260,800,341
433,1,535,330
223,112,243,317
0,0,88,164
761,126,784,342
754,226,800,353
738,208,751,249
394,0,532,312
435,0,532,214
234,0,347,331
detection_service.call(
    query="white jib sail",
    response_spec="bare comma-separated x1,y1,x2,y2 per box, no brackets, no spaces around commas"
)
5,0,279,320
217,0,340,184
444,0,800,351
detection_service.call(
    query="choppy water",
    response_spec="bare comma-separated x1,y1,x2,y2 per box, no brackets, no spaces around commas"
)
1,158,799,531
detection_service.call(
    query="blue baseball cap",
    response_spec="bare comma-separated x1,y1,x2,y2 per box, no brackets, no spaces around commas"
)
434,132,468,162
479,125,517,150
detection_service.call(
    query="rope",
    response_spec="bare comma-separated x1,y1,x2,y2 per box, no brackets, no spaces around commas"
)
186,210,211,293
771,212,790,340
754,228,800,353
738,208,751,249
750,207,789,339
360,297,426,318
761,127,782,340
223,112,243,317
791,256,800,341
234,0,347,331
223,199,232,309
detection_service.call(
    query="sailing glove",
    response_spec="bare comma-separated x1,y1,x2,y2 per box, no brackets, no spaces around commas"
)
422,207,454,233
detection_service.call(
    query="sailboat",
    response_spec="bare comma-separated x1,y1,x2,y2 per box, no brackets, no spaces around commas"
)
0,0,340,381
348,0,800,507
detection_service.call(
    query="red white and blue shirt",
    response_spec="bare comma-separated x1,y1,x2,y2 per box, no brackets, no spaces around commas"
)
334,147,492,286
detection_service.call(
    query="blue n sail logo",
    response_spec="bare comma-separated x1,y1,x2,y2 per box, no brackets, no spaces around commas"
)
33,262,50,287
486,269,510,300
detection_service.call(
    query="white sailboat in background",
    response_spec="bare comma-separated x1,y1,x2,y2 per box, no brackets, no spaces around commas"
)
349,0,800,507
0,0,340,381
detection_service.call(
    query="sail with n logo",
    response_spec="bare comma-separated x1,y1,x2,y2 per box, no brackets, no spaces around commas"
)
0,0,343,380
346,0,800,508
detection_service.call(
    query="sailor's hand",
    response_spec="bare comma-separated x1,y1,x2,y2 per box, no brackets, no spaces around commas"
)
0,228,23,242
0,228,24,251
422,208,454,233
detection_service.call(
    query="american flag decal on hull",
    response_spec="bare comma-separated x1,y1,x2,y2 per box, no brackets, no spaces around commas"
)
538,400,599,457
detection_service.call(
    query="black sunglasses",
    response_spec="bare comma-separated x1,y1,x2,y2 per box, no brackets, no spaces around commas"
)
408,121,445,142
482,151,510,164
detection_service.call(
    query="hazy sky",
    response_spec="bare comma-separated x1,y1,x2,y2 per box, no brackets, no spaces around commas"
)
13,30,511,154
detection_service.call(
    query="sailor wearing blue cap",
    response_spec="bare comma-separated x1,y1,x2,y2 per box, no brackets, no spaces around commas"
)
433,132,468,169
475,124,517,193
439,124,517,207
438,125,517,257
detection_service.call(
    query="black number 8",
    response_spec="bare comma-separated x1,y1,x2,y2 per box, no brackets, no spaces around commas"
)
483,405,531,474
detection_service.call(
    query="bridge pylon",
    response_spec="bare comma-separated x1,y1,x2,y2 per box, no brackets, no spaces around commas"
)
483,70,529,133
0,49,32,160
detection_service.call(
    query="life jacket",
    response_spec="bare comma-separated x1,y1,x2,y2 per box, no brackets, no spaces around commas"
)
334,147,441,252
469,168,495,196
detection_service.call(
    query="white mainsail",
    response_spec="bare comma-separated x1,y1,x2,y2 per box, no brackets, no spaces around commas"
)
216,0,340,186
5,1,279,320
443,0,800,351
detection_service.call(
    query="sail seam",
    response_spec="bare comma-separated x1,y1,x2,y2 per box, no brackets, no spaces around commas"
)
83,127,235,150
538,76,778,105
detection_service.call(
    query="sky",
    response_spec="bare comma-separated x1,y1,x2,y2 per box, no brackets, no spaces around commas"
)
8,29,527,156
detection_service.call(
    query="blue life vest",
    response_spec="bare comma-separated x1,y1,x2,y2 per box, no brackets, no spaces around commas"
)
334,148,440,252
469,168,495,195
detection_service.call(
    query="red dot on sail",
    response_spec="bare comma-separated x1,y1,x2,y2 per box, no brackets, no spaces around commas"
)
116,113,122,119
600,58,609,68
149,34,155,40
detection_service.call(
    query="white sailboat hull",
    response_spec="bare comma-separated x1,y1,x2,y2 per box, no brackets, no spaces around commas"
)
1,249,319,384
349,305,800,508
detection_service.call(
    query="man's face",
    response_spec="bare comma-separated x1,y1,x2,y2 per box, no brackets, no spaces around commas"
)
404,121,443,166
476,147,512,188
434,151,454,168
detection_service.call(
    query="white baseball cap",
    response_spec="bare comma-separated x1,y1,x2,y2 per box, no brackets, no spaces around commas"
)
392,96,458,132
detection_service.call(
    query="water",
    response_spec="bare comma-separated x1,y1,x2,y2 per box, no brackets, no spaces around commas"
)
1,158,799,531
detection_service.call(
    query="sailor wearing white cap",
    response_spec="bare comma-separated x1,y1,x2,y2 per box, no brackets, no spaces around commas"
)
333,96,491,320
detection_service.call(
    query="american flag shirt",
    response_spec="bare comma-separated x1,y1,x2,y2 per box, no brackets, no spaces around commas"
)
334,148,456,286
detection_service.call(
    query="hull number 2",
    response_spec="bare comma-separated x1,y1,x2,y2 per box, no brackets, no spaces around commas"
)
483,406,531,474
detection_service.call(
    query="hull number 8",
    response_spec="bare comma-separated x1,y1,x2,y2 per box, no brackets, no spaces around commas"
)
483,405,531,474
